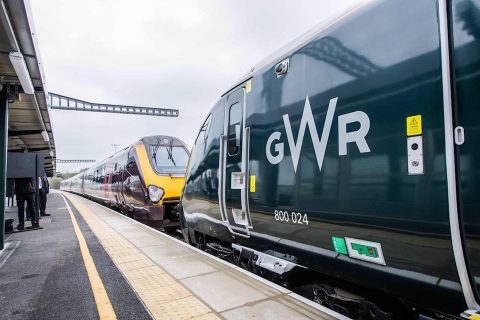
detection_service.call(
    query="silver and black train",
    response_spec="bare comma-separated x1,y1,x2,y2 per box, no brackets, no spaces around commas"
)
180,1,480,319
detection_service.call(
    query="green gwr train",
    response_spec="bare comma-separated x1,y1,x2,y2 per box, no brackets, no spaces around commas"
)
180,0,480,319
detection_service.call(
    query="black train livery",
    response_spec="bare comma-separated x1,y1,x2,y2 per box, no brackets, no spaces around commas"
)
180,1,480,319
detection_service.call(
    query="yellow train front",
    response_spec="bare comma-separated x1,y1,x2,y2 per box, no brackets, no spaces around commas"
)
62,135,190,229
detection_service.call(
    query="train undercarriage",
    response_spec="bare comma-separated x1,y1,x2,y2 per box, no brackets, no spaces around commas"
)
181,228,461,320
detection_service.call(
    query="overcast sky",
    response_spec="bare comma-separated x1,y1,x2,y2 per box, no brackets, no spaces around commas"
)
29,0,359,173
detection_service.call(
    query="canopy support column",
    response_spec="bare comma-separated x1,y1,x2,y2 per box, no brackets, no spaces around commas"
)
0,85,8,250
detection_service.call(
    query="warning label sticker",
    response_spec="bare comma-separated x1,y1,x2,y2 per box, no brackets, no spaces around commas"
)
246,79,252,93
250,175,256,193
406,115,422,136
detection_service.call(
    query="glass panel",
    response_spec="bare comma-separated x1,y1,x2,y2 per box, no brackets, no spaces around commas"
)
195,114,211,145
228,102,242,155
148,145,189,174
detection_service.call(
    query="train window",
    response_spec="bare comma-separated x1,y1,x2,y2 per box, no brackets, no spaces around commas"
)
228,102,242,155
148,144,189,174
195,114,211,145
205,102,224,148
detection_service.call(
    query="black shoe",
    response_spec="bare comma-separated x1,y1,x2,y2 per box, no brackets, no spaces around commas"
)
16,224,24,231
40,213,51,217
32,223,40,228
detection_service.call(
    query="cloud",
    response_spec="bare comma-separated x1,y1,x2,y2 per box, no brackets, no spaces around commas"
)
29,0,359,173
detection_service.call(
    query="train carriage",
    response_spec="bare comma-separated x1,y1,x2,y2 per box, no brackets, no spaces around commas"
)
181,0,480,318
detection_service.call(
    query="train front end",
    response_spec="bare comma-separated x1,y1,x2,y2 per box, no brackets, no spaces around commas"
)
135,136,190,229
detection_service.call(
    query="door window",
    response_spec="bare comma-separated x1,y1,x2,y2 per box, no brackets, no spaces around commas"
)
228,102,242,155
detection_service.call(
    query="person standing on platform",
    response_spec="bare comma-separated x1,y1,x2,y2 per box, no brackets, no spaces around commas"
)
39,174,50,217
14,177,39,230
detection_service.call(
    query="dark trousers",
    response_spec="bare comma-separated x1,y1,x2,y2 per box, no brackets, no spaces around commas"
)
17,193,38,225
39,191,47,214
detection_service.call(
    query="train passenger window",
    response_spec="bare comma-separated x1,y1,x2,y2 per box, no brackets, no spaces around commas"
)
195,114,211,145
228,102,242,155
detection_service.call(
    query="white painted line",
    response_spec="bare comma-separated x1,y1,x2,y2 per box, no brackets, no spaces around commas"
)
0,241,21,270
61,191,351,320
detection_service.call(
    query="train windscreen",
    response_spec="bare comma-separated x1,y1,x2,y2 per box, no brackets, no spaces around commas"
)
148,144,189,174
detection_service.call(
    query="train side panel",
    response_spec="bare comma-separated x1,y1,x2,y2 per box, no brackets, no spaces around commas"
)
182,101,228,239
183,0,478,316
247,0,461,312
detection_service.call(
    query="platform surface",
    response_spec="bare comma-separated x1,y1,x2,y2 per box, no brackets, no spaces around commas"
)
0,191,346,320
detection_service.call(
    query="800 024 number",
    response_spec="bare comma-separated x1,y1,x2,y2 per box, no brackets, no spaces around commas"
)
274,210,309,226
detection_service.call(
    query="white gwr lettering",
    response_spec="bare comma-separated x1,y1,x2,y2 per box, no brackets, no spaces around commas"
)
266,96,371,172
265,131,284,165
338,111,370,156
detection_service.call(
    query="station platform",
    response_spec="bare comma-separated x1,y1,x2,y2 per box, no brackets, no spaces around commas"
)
0,191,346,320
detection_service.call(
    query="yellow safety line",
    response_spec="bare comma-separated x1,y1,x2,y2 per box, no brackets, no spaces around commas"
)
60,194,117,320
62,191,220,320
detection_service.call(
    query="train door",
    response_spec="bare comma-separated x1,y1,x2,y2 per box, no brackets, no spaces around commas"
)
124,147,144,206
117,152,127,206
219,88,252,237
104,161,111,201
448,0,480,309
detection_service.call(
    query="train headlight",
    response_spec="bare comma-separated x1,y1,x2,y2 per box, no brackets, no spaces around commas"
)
148,185,164,203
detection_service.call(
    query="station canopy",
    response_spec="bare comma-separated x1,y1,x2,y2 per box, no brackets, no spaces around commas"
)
0,0,55,176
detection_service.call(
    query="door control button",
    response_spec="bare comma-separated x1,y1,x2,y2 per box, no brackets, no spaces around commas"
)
407,136,424,175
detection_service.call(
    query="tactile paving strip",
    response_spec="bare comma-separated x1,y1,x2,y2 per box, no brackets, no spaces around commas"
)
24,217,53,227
64,193,220,320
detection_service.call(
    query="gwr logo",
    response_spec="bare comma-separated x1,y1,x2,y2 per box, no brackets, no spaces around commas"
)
266,97,371,172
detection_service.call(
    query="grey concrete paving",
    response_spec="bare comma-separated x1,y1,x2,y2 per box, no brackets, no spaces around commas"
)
0,192,151,320
181,269,272,312
65,192,344,320
221,297,326,320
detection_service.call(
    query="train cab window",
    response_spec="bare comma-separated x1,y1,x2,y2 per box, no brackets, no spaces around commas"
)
148,143,189,174
228,102,242,155
195,114,211,145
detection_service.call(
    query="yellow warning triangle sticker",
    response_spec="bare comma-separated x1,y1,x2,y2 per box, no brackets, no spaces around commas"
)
406,115,422,136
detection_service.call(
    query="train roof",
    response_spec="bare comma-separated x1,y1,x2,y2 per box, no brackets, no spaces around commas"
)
223,0,373,96
61,135,188,183
140,135,188,146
